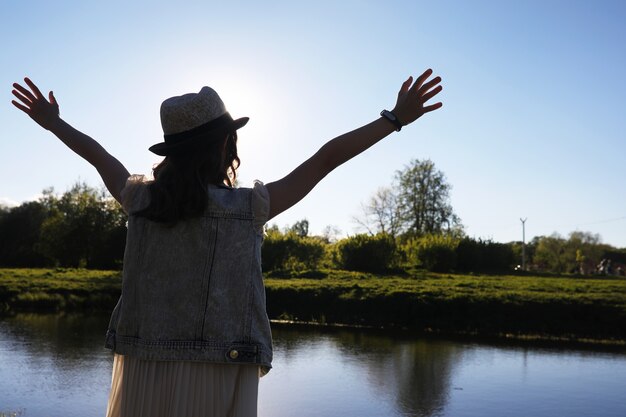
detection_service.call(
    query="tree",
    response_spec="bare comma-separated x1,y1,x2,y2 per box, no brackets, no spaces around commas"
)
566,231,604,274
289,219,309,237
354,187,402,237
359,159,461,238
401,234,458,272
335,233,397,273
395,159,461,237
0,201,49,267
534,234,569,273
533,231,612,274
261,222,326,272
37,182,127,268
321,225,342,243
0,182,128,268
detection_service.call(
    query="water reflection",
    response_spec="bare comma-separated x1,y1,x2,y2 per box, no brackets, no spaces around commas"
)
1,315,625,417
269,325,463,416
0,314,112,417
370,339,459,416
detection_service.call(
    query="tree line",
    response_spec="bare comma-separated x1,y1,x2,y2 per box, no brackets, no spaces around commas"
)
1,159,624,274
0,183,126,269
261,225,625,275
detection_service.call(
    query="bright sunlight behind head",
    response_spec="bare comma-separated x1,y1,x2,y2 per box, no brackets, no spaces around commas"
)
173,67,290,188
178,67,278,132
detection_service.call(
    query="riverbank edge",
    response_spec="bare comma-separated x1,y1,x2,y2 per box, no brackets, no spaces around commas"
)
269,319,626,351
1,268,625,348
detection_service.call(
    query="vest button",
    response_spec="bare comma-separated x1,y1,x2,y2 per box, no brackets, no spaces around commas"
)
229,349,239,360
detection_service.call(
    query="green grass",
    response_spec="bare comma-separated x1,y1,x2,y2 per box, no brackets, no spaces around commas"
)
264,269,626,344
0,268,121,313
264,269,626,313
1,268,625,344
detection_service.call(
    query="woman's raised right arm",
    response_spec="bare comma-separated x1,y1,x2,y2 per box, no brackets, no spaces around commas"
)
12,77,130,204
265,68,443,220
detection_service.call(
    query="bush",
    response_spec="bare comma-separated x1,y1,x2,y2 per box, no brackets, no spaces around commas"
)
401,234,459,272
262,231,326,272
0,201,49,267
335,233,396,273
455,237,515,273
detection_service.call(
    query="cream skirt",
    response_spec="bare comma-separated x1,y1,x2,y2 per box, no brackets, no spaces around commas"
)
106,354,259,417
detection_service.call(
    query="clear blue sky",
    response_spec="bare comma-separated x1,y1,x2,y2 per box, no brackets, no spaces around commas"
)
2,0,625,247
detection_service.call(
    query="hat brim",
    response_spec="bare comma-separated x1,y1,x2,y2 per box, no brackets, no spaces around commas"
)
149,117,249,156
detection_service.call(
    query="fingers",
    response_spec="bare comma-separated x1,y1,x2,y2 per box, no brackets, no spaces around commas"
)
423,102,443,113
12,78,48,107
418,76,442,97
11,100,30,113
24,77,44,99
422,85,443,103
398,76,413,96
12,88,32,106
12,83,36,103
11,78,58,116
410,68,433,93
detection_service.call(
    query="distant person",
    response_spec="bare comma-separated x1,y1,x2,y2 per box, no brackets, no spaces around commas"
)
11,69,443,417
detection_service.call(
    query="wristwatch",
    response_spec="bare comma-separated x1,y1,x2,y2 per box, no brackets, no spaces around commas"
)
380,110,402,132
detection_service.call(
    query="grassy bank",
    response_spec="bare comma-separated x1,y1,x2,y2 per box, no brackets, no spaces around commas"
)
0,268,121,313
1,268,625,345
265,270,626,345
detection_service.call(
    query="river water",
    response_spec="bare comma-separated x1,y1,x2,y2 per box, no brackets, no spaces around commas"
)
0,314,625,417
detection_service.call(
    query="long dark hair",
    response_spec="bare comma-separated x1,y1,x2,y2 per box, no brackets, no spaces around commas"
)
135,132,240,224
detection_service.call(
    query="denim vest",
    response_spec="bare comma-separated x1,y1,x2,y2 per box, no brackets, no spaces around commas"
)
105,179,273,373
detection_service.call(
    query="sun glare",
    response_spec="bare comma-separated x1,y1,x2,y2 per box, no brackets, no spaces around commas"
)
178,69,280,133
218,80,261,120
175,68,297,186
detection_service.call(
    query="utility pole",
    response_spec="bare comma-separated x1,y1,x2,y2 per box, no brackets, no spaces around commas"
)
520,218,527,271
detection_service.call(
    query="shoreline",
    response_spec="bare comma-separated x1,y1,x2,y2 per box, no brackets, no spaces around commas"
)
2,310,624,352
1,268,625,349
269,319,626,351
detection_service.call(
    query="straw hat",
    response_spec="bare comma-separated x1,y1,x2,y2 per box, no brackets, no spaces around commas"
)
149,86,249,156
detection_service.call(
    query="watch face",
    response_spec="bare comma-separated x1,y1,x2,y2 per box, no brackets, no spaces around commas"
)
383,110,396,121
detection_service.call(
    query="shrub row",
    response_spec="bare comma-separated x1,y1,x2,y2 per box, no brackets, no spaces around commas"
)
261,232,516,274
262,231,326,272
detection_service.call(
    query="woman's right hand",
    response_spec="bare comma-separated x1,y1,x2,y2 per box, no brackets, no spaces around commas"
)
392,69,443,127
12,77,61,131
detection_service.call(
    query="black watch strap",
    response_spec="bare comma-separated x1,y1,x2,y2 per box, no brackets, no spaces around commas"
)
380,110,402,132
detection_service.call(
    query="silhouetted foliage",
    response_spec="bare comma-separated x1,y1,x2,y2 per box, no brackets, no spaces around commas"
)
289,219,309,237
0,201,49,267
355,187,402,237
261,224,325,272
0,182,126,269
531,232,614,274
401,234,459,272
334,233,396,273
2,179,624,277
455,238,515,273
395,159,462,237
